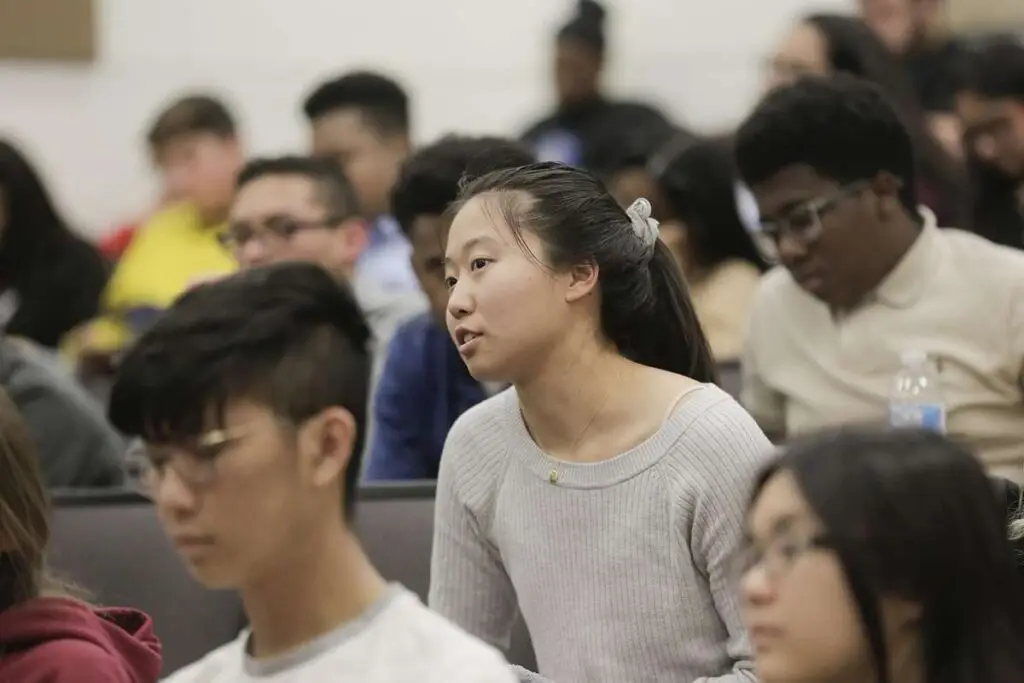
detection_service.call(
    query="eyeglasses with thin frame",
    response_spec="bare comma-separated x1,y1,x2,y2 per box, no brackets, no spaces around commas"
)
124,426,250,496
217,214,349,252
751,181,870,264
733,532,832,584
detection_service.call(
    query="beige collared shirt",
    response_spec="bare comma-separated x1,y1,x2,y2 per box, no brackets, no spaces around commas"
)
742,212,1024,476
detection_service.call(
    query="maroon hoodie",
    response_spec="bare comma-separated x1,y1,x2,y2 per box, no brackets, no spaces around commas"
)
0,596,161,682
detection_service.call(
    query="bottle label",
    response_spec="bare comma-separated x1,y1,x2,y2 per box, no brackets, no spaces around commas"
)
889,403,946,434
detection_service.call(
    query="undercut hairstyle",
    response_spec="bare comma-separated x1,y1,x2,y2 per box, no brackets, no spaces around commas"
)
108,262,372,519
390,135,535,236
960,35,1024,101
735,74,919,217
237,155,360,220
302,72,409,138
147,94,237,150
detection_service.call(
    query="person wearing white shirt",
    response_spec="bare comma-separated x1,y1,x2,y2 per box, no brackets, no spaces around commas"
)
106,262,514,683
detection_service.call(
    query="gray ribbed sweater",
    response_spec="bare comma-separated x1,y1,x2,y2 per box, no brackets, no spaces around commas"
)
429,385,771,683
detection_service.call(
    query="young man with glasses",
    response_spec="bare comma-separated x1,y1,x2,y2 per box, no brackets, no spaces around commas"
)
221,156,424,448
107,262,515,682
734,74,1024,481
957,36,1024,249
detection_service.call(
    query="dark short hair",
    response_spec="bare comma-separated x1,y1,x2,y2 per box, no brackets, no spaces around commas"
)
237,155,360,220
147,94,237,150
735,74,919,214
108,262,372,519
960,35,1024,101
751,427,1024,683
302,72,409,138
390,135,534,236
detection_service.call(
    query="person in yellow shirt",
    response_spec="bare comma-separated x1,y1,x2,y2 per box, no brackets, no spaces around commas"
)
69,95,241,361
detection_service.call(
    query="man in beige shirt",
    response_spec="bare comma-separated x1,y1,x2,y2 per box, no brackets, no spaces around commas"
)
734,74,1024,481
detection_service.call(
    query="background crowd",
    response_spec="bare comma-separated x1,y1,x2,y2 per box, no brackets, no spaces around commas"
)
0,0,1023,682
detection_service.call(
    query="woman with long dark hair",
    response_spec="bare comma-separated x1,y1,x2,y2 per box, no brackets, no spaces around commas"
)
0,140,109,348
430,162,769,682
765,13,971,229
0,388,160,681
648,135,768,361
742,427,1024,683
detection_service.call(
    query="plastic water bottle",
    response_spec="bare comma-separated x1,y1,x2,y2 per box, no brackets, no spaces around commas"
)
889,350,946,433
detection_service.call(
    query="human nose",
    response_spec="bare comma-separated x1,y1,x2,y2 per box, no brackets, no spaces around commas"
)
151,462,201,517
740,558,777,608
446,275,476,321
237,234,272,267
972,133,997,163
776,230,809,264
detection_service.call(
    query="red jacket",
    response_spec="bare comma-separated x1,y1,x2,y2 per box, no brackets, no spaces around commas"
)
0,596,161,682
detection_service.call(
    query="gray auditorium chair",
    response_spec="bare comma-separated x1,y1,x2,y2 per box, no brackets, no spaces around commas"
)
48,484,538,674
356,482,537,671
717,360,742,399
48,488,244,676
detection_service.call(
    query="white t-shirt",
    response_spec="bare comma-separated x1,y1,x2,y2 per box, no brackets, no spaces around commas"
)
164,585,516,683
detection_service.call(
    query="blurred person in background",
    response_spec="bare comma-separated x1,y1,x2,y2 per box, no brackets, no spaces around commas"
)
107,263,514,683
956,36,1024,250
522,0,672,171
647,135,768,362
860,0,965,158
220,155,424,422
0,387,161,682
602,123,688,232
742,427,1024,683
0,336,124,488
736,75,1024,480
66,95,240,365
0,140,109,349
765,13,970,228
303,72,418,292
365,135,534,481
97,188,175,263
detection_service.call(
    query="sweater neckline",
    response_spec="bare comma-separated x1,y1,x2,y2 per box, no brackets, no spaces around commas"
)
499,385,721,489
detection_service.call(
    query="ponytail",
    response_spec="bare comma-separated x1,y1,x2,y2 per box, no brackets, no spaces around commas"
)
611,240,717,383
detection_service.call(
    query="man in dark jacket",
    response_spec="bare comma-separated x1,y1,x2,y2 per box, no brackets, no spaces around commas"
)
0,337,124,488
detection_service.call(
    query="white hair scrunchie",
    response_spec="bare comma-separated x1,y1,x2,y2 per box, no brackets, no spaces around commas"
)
625,197,660,256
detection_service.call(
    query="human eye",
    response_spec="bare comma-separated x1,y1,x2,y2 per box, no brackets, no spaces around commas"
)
444,274,458,291
266,216,302,238
470,257,492,271
786,206,817,233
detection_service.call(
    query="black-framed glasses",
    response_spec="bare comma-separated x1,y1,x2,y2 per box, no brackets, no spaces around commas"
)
217,214,348,251
751,181,870,263
732,533,832,583
124,426,250,495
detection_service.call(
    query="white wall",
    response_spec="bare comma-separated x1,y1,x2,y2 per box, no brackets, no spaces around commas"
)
0,0,851,235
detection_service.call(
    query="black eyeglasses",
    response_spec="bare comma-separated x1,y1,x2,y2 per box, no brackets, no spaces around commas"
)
217,214,349,251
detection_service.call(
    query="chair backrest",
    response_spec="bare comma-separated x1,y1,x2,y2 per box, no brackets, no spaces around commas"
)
48,488,243,676
48,484,537,674
717,360,742,400
355,482,537,670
